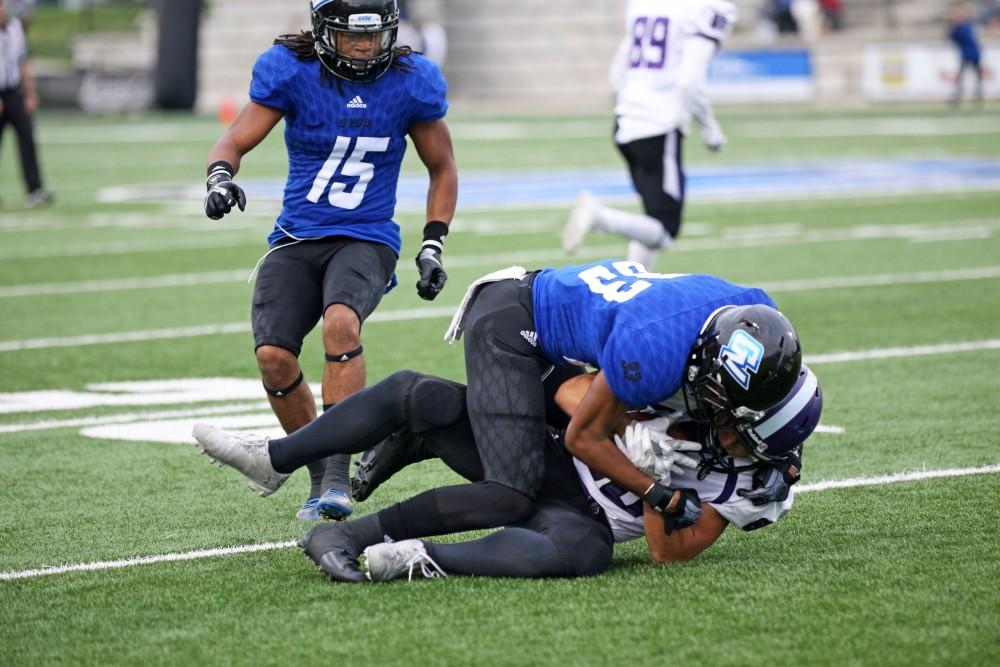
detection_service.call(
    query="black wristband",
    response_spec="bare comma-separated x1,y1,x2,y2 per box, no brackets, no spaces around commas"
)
642,482,674,514
207,160,235,178
422,220,449,246
206,161,235,189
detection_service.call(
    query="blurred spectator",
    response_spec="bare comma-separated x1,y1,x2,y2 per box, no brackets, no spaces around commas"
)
6,0,33,32
771,0,798,33
820,0,843,31
948,2,984,107
397,0,447,66
764,0,823,40
980,0,1000,31
791,0,822,42
0,0,53,207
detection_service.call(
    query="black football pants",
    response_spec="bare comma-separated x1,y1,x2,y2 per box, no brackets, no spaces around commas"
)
0,87,43,194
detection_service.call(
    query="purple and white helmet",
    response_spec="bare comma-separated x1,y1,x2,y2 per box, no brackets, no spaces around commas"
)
734,365,823,462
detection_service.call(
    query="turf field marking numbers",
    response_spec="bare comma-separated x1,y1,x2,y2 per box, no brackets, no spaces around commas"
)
306,136,390,209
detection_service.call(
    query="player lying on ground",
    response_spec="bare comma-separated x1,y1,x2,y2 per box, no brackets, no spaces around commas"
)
192,361,821,581
196,260,819,580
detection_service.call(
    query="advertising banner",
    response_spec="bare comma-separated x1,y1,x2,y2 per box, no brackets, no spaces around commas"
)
863,44,1000,100
707,49,816,102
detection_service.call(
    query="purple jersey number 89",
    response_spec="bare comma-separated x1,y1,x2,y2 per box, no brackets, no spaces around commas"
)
628,16,670,69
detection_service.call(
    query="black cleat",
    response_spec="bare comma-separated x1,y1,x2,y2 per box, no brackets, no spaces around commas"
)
299,523,366,583
351,430,426,502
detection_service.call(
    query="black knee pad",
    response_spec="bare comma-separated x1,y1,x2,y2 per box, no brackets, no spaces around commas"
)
407,374,468,432
480,482,534,524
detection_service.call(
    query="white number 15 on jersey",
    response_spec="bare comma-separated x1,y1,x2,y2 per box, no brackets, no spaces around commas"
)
579,261,684,303
307,135,389,210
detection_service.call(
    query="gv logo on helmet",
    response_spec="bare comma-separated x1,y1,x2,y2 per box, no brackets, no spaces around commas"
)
349,13,383,27
720,330,764,390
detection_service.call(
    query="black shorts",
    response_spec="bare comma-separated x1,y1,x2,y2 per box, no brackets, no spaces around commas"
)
462,275,551,497
615,129,685,238
251,237,397,357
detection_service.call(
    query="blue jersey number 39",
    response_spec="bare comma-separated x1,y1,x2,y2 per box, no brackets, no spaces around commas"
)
579,261,684,303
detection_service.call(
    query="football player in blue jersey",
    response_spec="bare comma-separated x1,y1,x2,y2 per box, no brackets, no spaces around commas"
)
201,0,457,522
192,260,812,581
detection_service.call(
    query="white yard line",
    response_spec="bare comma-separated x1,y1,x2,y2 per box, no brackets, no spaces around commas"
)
0,236,258,260
36,116,999,145
0,542,298,581
795,464,1000,493
757,266,1000,293
0,270,249,298
1,215,997,262
0,323,251,352
3,264,1000,352
0,218,1000,298
0,402,272,434
2,463,997,582
807,340,1000,364
0,306,461,352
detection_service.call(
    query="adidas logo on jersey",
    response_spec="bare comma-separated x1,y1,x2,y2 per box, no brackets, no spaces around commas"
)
346,96,367,109
520,330,538,348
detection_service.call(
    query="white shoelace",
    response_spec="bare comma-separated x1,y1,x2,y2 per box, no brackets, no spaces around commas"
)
405,552,447,581
230,431,269,450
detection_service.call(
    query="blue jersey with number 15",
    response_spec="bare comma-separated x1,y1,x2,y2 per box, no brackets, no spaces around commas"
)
250,46,448,252
532,260,776,408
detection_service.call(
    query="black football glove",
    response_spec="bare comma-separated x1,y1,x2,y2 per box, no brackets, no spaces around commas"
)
737,448,802,506
643,483,703,534
204,161,246,220
415,220,449,300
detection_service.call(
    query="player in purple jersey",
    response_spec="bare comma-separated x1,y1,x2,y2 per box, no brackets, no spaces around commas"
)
562,0,737,269
189,359,821,581
201,0,457,522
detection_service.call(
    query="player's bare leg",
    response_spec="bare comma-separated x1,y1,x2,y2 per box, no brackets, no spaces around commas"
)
256,344,319,518
317,303,365,520
256,345,318,432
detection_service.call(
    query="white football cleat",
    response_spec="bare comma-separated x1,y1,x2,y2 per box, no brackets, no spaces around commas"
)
561,190,599,255
191,423,289,496
363,539,447,582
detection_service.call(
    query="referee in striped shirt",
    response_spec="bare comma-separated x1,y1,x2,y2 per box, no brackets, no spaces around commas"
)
0,0,51,207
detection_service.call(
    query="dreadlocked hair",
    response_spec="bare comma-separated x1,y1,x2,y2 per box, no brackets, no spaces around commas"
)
274,31,416,88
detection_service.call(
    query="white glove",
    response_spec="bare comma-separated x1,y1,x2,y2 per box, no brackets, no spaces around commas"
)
632,414,672,441
613,422,702,485
700,118,727,152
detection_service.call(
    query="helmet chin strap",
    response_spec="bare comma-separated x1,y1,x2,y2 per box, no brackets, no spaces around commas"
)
694,423,761,480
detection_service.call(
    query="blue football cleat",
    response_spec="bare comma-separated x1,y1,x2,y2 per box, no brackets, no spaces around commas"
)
296,497,321,521
317,488,353,521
